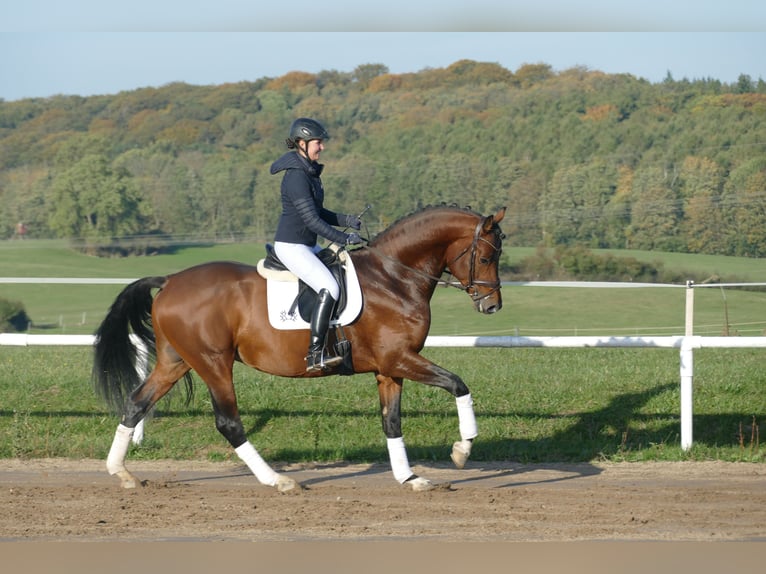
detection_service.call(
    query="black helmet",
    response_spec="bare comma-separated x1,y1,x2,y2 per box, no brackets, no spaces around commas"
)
288,118,330,143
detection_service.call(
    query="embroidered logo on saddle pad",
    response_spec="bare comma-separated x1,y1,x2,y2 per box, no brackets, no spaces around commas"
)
256,248,363,330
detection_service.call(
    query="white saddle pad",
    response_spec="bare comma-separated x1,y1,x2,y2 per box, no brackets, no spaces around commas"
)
258,252,363,331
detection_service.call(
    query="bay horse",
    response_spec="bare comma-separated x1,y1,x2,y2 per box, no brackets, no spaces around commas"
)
93,205,506,492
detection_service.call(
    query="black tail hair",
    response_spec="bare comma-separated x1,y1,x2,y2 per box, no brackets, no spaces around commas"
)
92,276,192,412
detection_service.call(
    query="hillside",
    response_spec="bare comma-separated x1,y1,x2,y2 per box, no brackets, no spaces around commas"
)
1,60,764,256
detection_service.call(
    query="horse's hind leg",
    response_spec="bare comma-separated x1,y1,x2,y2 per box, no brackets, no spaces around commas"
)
209,393,298,492
195,359,299,493
106,424,140,488
106,360,189,489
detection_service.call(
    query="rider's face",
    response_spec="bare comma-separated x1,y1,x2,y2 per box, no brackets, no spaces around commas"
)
300,139,324,162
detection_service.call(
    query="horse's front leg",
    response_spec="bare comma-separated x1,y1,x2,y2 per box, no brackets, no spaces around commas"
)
376,374,436,492
451,393,476,469
390,354,478,470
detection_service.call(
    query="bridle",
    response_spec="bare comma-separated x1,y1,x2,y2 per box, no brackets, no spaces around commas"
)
442,218,504,305
359,217,504,304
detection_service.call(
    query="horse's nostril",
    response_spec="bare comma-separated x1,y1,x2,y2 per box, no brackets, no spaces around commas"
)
484,301,503,314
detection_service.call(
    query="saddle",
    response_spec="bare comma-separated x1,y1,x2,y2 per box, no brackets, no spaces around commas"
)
257,244,360,376
261,244,348,323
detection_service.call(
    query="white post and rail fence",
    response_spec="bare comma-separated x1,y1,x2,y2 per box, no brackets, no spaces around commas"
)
2,278,765,451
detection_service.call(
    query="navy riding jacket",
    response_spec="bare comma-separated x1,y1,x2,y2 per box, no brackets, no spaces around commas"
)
271,151,350,246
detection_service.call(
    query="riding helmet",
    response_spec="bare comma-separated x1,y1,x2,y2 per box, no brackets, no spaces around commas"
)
289,118,330,143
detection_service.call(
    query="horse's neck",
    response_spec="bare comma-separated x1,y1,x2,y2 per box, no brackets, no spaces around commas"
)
372,227,453,277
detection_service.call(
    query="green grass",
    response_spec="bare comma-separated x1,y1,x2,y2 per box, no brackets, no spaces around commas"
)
0,239,265,277
0,240,267,333
0,346,763,464
431,283,766,337
508,246,766,283
594,248,766,282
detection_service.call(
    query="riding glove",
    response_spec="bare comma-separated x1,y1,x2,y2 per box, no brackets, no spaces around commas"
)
345,215,362,230
346,232,363,245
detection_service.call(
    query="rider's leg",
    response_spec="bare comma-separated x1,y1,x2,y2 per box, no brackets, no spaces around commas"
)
273,242,342,372
306,288,342,372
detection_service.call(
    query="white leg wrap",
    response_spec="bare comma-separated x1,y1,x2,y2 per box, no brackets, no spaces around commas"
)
235,442,279,486
386,437,414,483
456,393,478,440
106,423,134,475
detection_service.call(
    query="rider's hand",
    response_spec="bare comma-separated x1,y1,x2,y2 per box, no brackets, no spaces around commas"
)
346,232,363,245
346,215,362,230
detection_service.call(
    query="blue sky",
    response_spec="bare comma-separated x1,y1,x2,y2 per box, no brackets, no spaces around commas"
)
1,2,764,101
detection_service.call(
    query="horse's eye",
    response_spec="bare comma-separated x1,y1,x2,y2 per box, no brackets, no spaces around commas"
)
480,257,490,265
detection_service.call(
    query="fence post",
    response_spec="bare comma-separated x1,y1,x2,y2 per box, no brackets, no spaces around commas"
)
680,281,694,450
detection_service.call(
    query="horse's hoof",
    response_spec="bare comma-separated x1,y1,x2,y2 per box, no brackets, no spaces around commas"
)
114,469,140,489
406,476,436,492
275,474,301,493
450,440,472,469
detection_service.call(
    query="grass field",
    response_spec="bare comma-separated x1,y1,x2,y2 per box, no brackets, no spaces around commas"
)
0,240,764,464
0,346,763,463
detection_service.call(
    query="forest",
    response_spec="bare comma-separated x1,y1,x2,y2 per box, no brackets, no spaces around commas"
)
1,60,764,256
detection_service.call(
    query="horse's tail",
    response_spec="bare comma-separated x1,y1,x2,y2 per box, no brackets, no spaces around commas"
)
92,276,167,412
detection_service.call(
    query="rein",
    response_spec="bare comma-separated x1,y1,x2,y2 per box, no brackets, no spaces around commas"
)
357,218,503,304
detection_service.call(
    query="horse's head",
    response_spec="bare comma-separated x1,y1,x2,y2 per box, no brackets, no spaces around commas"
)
446,207,506,314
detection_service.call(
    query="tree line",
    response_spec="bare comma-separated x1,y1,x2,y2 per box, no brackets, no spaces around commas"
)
1,60,764,256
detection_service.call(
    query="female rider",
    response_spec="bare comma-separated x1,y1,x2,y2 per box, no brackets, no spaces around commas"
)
270,118,363,373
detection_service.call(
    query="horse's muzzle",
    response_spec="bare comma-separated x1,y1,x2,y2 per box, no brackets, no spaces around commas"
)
474,291,502,314
467,281,502,314
478,300,502,314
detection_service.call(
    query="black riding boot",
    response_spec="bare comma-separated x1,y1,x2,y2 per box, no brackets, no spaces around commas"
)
306,289,343,373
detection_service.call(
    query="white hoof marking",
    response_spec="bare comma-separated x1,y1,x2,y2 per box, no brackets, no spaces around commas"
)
450,440,472,469
407,476,436,492
115,469,139,489
275,474,300,493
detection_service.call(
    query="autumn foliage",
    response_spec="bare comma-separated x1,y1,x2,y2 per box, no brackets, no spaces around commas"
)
0,61,764,257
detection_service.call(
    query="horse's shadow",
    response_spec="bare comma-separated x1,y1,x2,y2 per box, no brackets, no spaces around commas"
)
473,381,680,463
446,462,603,489
164,459,601,490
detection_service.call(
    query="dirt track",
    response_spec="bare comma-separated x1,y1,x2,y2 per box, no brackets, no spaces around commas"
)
2,458,766,543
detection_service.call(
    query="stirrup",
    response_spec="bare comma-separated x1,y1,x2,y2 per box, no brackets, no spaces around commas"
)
306,349,343,373
322,353,343,368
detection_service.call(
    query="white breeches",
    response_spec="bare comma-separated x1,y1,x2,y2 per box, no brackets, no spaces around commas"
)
273,241,339,300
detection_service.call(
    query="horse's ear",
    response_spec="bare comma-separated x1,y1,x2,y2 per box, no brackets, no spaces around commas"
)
484,207,506,231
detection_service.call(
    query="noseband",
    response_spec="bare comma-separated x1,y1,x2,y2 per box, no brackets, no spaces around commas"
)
442,219,503,304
